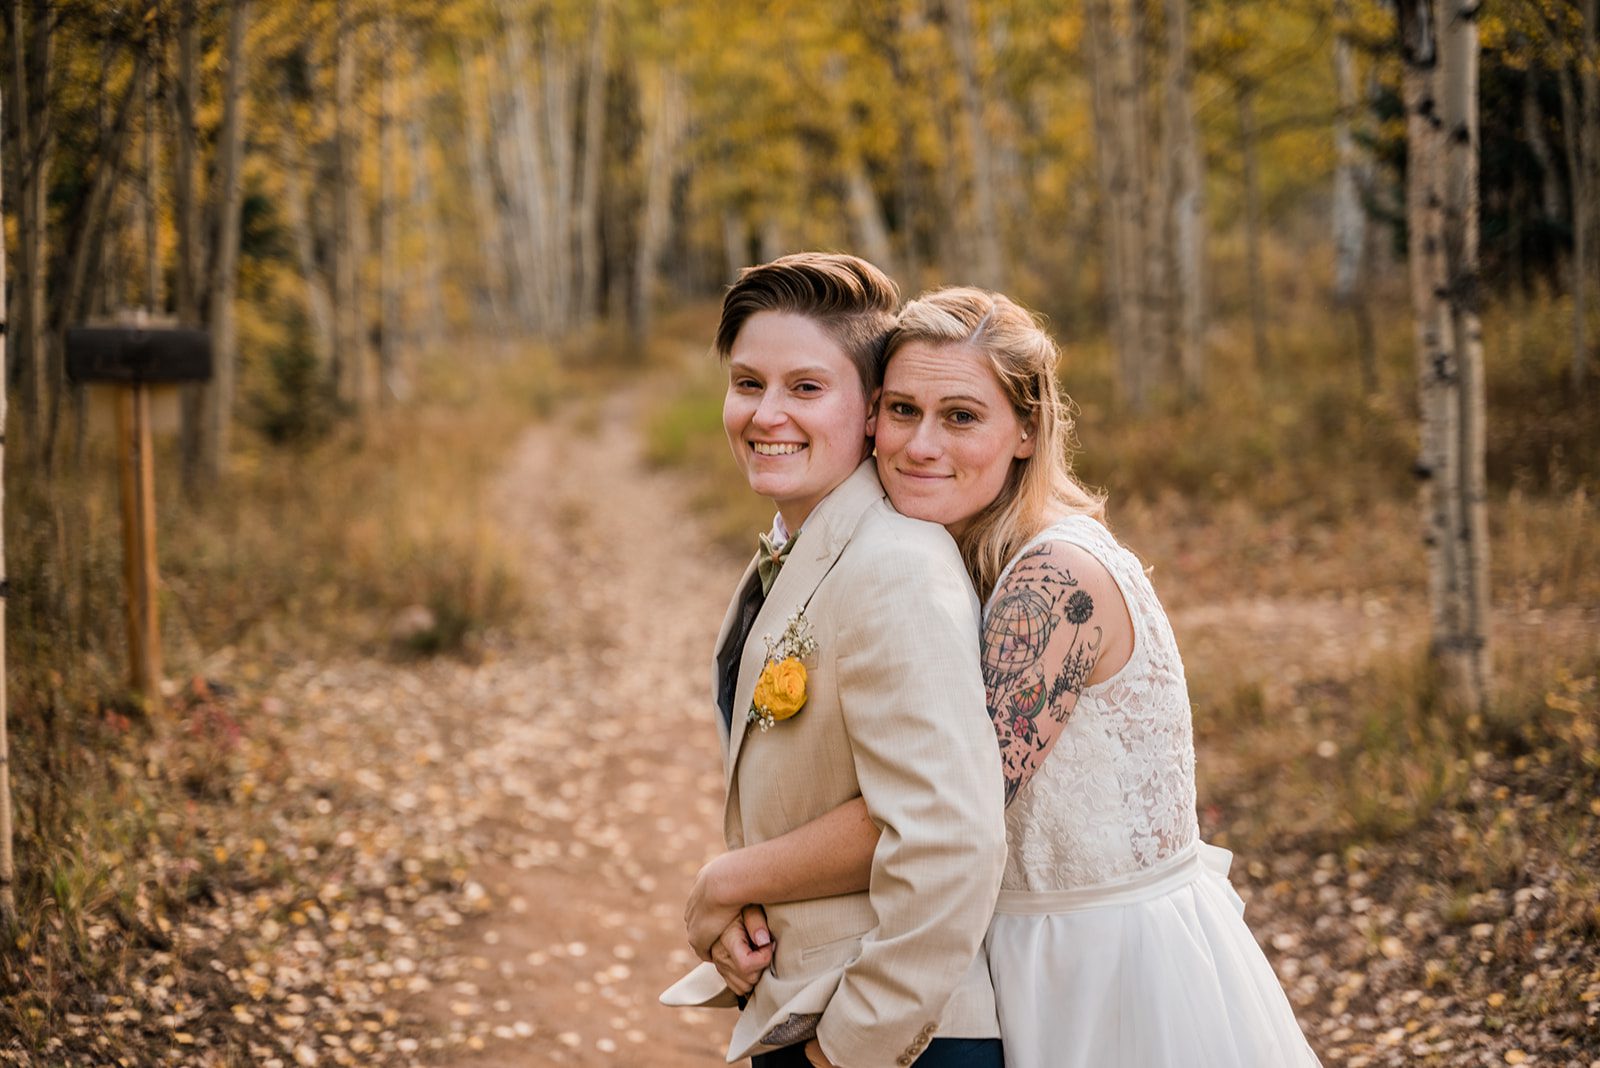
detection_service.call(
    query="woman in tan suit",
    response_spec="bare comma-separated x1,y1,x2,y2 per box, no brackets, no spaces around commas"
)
688,288,1321,1068
663,257,1009,1068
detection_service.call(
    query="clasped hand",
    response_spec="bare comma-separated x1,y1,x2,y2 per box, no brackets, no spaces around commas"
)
685,856,774,995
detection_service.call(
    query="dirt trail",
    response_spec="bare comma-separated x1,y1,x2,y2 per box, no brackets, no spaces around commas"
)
388,393,741,1066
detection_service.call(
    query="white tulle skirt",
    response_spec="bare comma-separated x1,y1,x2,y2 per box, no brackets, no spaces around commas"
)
984,843,1322,1068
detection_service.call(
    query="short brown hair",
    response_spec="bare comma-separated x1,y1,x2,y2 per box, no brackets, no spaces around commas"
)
715,253,899,393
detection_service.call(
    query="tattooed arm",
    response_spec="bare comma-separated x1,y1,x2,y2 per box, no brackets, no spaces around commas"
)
984,539,1132,806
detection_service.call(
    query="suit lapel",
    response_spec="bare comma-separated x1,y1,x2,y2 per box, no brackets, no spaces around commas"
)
723,460,885,794
710,555,762,756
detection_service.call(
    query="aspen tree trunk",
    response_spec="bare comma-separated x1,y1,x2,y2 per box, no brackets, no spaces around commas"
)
334,0,369,412
1439,0,1490,710
1238,81,1270,373
1559,68,1590,393
1334,0,1378,393
632,70,682,344
1,83,18,933
503,16,556,334
1579,0,1598,390
409,106,446,361
1165,0,1206,402
1142,21,1172,399
1400,0,1485,712
176,0,204,487
203,0,250,482
1088,0,1150,411
1520,76,1562,221
141,56,160,312
576,2,608,325
947,0,1004,288
7,0,52,450
542,30,575,335
280,139,337,370
845,161,896,277
722,211,748,279
378,15,401,402
460,45,512,333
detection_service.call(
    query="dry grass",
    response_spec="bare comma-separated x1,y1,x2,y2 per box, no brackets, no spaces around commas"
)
0,339,574,1062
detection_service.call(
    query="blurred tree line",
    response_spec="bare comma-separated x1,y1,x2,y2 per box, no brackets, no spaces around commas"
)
3,0,1595,472
0,0,1596,724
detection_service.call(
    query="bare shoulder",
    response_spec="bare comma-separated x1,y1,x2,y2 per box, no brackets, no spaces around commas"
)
996,537,1127,630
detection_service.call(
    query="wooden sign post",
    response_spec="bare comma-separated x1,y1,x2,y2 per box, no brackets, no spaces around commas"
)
67,324,212,708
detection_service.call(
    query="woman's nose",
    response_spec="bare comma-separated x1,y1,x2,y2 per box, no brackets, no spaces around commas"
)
752,388,787,427
907,419,941,460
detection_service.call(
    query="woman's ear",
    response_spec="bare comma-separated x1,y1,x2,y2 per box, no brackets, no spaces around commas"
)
1016,421,1037,459
865,388,882,436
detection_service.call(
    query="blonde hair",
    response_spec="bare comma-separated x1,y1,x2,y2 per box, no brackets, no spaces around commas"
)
882,287,1105,598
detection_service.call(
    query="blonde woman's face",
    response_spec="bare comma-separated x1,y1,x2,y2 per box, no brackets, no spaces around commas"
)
874,341,1035,537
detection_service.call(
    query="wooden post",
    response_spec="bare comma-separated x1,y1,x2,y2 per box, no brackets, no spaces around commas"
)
67,324,208,709
114,383,162,705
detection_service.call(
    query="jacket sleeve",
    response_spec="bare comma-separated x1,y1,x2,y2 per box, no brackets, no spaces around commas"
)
814,528,1008,1067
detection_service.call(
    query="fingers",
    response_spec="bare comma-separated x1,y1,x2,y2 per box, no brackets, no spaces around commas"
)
709,917,773,995
741,904,771,950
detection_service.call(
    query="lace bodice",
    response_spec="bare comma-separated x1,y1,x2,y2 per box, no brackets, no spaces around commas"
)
986,515,1200,892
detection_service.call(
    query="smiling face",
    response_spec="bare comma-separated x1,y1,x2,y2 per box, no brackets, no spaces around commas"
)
874,340,1035,537
722,311,874,531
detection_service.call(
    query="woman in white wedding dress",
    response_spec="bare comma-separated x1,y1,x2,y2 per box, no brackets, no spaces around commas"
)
683,287,1320,1068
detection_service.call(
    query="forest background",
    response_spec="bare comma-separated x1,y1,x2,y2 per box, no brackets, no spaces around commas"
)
2,0,1599,1064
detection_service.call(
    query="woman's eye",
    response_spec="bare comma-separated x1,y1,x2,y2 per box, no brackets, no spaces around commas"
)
733,377,761,391
794,381,822,394
949,410,976,425
888,402,916,417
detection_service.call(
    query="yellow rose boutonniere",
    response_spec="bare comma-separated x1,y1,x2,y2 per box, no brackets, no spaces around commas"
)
753,657,808,723
747,610,818,732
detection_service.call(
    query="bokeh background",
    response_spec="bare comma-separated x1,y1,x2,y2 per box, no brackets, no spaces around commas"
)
2,0,1598,1065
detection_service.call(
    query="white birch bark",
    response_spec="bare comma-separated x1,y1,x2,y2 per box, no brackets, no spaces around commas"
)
460,44,513,332
334,0,369,411
409,102,447,359
845,160,895,277
1401,0,1485,712
502,15,557,334
280,137,337,371
947,0,1004,288
202,0,250,482
632,68,683,342
1238,82,1270,372
542,29,575,334
1089,0,1150,410
1165,0,1206,401
1439,0,1491,710
1334,0,1377,392
576,2,608,325
378,15,402,401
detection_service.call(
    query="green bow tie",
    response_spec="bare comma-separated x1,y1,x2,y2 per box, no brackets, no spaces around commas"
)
757,531,796,595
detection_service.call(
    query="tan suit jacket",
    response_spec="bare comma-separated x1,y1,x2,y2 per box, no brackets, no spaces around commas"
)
667,460,1007,1067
